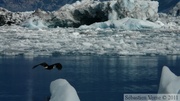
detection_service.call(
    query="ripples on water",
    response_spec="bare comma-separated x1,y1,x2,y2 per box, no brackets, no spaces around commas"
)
0,55,180,101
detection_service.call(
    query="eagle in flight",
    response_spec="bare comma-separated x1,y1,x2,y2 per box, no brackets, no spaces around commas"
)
32,62,62,70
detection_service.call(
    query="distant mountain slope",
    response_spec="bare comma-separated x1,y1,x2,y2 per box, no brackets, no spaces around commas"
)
168,2,180,16
158,0,179,12
0,0,77,11
0,0,179,12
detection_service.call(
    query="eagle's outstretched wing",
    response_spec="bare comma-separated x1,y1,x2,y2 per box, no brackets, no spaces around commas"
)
32,62,48,69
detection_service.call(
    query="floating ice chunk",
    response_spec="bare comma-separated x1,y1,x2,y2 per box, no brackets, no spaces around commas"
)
82,42,93,47
102,43,112,48
50,79,80,101
155,21,165,26
108,10,118,20
21,16,47,29
73,32,80,36
158,66,180,94
80,18,162,30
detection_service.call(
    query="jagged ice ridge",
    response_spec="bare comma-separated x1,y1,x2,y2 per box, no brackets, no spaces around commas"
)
0,0,159,28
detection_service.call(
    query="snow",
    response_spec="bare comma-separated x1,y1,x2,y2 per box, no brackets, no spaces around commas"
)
158,66,180,94
50,79,80,101
0,25,179,57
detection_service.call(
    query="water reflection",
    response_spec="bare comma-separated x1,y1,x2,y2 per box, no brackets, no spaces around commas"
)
0,55,179,101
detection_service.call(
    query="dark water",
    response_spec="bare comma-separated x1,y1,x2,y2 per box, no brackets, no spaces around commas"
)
0,55,180,101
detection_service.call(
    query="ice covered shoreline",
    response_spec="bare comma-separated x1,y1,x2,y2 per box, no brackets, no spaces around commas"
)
0,25,179,57
0,0,179,57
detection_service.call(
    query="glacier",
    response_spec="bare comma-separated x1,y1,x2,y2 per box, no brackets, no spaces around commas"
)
0,0,159,28
49,0,159,27
0,0,179,30
0,0,178,30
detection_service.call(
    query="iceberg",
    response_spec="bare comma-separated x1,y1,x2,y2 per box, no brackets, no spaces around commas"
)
158,66,180,94
49,79,80,101
21,16,48,29
48,67,180,101
80,17,162,30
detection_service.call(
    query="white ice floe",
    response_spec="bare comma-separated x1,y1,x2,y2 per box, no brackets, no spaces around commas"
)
158,66,180,94
50,79,80,101
0,25,179,56
21,16,48,29
80,17,162,30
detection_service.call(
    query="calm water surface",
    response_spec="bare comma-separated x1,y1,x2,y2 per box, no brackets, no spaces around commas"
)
0,55,180,101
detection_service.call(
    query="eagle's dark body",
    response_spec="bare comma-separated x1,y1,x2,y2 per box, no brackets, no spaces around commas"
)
32,62,62,70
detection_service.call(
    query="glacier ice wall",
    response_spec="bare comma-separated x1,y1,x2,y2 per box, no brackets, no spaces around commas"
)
50,0,159,27
0,0,159,28
50,79,80,101
0,7,31,26
114,0,159,21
